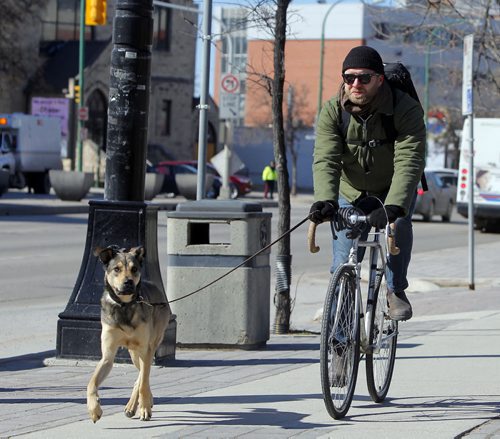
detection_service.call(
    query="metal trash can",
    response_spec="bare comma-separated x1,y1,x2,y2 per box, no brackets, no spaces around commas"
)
166,200,272,348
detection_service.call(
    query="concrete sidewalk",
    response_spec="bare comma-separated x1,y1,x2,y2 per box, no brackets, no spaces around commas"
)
1,190,500,438
0,188,279,216
1,285,499,438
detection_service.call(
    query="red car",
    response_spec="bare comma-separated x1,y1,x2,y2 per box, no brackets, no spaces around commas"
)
155,160,252,199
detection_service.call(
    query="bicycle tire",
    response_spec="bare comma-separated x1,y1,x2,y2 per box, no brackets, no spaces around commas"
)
320,265,360,420
365,271,398,403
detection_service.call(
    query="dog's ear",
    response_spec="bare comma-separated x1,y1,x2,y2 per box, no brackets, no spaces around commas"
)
130,246,145,265
94,246,118,266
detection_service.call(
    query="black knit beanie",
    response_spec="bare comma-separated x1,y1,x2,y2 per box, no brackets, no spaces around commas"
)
342,46,384,74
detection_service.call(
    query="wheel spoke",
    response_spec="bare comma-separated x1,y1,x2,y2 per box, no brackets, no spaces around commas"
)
366,276,398,403
320,266,360,419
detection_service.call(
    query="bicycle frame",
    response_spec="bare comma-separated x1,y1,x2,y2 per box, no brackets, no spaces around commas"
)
331,226,395,356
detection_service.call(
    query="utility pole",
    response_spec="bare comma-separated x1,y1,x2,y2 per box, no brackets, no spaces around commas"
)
462,33,475,291
76,0,86,172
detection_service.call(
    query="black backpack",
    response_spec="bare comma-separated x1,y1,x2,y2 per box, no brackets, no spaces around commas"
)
339,62,428,190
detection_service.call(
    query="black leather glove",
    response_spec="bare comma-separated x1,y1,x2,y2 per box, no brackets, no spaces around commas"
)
309,200,339,224
368,205,404,229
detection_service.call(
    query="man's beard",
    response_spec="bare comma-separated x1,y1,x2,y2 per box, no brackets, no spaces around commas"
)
345,87,378,107
346,89,373,106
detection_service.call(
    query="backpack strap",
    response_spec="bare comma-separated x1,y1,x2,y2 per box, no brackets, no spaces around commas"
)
340,107,350,140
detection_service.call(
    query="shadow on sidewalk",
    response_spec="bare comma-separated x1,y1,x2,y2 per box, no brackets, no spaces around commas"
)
0,350,55,371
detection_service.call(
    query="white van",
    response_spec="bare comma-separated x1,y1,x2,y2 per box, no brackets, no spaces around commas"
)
0,113,62,194
456,118,500,231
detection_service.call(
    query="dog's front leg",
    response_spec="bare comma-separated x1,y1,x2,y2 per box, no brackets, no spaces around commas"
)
137,348,154,421
124,349,141,418
87,330,118,423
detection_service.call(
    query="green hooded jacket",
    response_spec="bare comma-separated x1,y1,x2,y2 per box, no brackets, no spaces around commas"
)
313,84,426,215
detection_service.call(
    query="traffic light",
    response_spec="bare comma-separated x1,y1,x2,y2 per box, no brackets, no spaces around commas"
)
85,0,107,26
74,84,81,104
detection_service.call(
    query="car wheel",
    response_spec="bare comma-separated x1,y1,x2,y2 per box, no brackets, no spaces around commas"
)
442,200,453,222
32,172,51,194
230,183,239,199
422,201,434,222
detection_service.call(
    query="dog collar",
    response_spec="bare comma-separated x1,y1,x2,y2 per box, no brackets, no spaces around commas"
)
105,283,139,307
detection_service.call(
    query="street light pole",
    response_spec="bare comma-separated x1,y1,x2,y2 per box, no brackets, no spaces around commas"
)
316,1,340,121
57,0,174,362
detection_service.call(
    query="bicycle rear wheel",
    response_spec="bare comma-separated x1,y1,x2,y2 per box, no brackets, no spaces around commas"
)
365,271,398,402
320,265,360,419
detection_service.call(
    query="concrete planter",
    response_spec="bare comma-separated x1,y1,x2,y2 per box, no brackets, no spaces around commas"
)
145,172,165,200
49,170,94,201
175,173,214,200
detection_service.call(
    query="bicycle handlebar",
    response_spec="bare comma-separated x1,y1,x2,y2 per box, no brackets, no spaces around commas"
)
307,211,400,256
308,221,320,253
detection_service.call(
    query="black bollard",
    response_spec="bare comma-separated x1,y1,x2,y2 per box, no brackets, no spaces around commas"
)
56,0,176,363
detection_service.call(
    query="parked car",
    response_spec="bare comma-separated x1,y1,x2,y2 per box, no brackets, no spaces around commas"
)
226,166,253,197
427,168,458,201
414,170,457,222
155,160,252,199
205,162,252,198
152,161,221,198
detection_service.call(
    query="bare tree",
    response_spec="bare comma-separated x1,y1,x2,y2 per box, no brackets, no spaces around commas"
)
0,0,48,103
227,0,293,331
263,0,292,333
368,0,500,158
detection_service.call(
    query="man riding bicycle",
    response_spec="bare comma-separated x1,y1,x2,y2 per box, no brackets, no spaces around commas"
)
310,46,426,321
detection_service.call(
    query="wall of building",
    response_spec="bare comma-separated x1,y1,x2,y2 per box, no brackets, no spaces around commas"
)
2,0,203,168
244,38,363,127
148,1,198,160
232,126,315,191
213,3,369,128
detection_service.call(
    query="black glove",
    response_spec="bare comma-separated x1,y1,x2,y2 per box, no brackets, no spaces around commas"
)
309,200,339,224
368,205,404,229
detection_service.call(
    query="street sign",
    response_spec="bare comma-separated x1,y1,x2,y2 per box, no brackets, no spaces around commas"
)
219,73,241,120
462,34,474,116
221,73,239,93
78,106,89,121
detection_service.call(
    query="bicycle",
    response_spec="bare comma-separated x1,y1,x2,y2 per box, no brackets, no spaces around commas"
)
308,206,400,419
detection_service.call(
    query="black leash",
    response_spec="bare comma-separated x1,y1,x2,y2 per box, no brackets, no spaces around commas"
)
169,214,312,303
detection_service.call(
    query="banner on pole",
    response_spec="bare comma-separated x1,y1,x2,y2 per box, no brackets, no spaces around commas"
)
462,34,474,116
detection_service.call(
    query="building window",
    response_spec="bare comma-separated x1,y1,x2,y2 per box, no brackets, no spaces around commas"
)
161,99,172,136
153,6,172,51
41,0,102,42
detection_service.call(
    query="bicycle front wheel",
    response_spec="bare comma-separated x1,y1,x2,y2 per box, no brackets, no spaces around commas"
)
365,271,398,403
320,265,360,420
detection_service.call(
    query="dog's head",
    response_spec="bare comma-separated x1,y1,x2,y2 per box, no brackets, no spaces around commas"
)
94,246,145,304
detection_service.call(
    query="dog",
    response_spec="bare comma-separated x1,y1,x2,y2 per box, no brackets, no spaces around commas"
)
87,245,171,423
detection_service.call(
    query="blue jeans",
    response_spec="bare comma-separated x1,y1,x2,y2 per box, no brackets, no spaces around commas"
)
331,193,417,293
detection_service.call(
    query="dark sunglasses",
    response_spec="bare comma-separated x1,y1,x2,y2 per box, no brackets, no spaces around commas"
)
342,73,379,85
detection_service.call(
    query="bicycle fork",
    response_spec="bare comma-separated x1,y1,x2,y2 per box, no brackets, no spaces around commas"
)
353,234,387,355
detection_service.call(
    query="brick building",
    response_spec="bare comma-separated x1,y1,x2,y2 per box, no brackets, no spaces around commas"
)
1,0,216,170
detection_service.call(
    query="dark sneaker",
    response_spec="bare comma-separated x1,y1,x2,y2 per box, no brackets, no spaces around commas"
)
388,290,413,321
